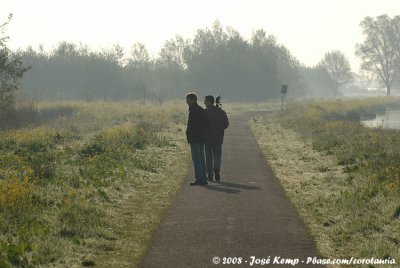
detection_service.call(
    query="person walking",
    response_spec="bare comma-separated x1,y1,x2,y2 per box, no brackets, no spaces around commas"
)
204,95,229,181
185,93,208,186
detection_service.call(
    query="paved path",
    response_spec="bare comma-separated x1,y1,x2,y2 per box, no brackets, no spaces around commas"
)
140,112,323,267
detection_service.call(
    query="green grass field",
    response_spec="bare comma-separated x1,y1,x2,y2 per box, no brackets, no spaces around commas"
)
0,100,190,267
1,97,399,267
250,97,400,267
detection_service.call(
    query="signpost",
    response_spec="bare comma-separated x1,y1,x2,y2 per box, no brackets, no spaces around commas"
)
281,85,288,111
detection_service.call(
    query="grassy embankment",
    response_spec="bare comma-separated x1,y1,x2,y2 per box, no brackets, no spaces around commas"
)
250,97,400,267
0,100,190,267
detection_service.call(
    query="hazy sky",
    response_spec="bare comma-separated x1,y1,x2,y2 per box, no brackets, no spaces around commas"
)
1,0,399,71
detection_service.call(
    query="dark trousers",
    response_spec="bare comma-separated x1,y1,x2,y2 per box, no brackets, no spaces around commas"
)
190,143,207,183
205,143,222,179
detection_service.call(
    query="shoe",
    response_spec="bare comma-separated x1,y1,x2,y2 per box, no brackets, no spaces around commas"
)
190,181,200,186
190,181,208,186
214,169,220,181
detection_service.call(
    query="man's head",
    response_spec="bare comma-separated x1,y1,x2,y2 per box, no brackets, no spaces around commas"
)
204,95,214,108
185,92,197,106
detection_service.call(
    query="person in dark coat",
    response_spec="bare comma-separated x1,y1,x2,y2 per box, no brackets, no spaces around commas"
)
185,93,208,186
204,95,229,181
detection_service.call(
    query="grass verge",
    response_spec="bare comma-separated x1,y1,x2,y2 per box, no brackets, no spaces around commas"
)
0,100,190,267
250,97,400,268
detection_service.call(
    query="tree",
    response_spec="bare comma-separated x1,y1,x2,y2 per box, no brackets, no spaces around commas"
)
126,43,152,103
0,14,29,116
156,35,190,98
318,50,352,96
13,21,304,102
355,15,400,96
127,43,151,70
392,16,400,82
100,44,125,65
158,35,188,69
252,30,304,96
300,66,334,97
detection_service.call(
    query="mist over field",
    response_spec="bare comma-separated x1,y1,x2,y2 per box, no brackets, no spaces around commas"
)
14,23,308,102
3,17,400,104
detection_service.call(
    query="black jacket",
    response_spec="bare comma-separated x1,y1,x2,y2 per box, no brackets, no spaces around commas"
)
205,106,229,144
186,103,206,143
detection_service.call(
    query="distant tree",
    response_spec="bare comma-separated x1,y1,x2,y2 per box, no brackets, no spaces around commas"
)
252,30,304,96
101,44,125,65
52,41,80,57
275,45,305,97
0,14,29,117
189,21,226,58
182,22,287,101
317,50,352,96
300,66,333,97
13,21,304,102
158,35,188,69
125,43,153,103
156,35,189,98
356,15,400,96
392,16,400,83
127,43,151,70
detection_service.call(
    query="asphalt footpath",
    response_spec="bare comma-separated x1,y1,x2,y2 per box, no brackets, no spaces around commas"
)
139,112,324,268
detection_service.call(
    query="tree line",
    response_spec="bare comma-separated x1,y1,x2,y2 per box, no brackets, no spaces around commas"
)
15,22,306,102
1,15,400,113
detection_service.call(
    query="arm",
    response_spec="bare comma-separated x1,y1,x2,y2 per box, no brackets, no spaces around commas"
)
186,111,194,141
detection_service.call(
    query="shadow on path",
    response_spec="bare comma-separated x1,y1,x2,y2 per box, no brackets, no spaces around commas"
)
203,181,262,194
214,181,262,190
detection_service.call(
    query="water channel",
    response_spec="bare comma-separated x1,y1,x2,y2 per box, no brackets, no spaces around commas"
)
361,110,400,129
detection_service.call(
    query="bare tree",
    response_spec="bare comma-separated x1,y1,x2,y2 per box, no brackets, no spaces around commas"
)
355,15,399,96
318,50,352,97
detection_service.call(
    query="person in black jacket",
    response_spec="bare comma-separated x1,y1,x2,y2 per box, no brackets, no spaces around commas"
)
185,93,208,186
204,95,229,181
